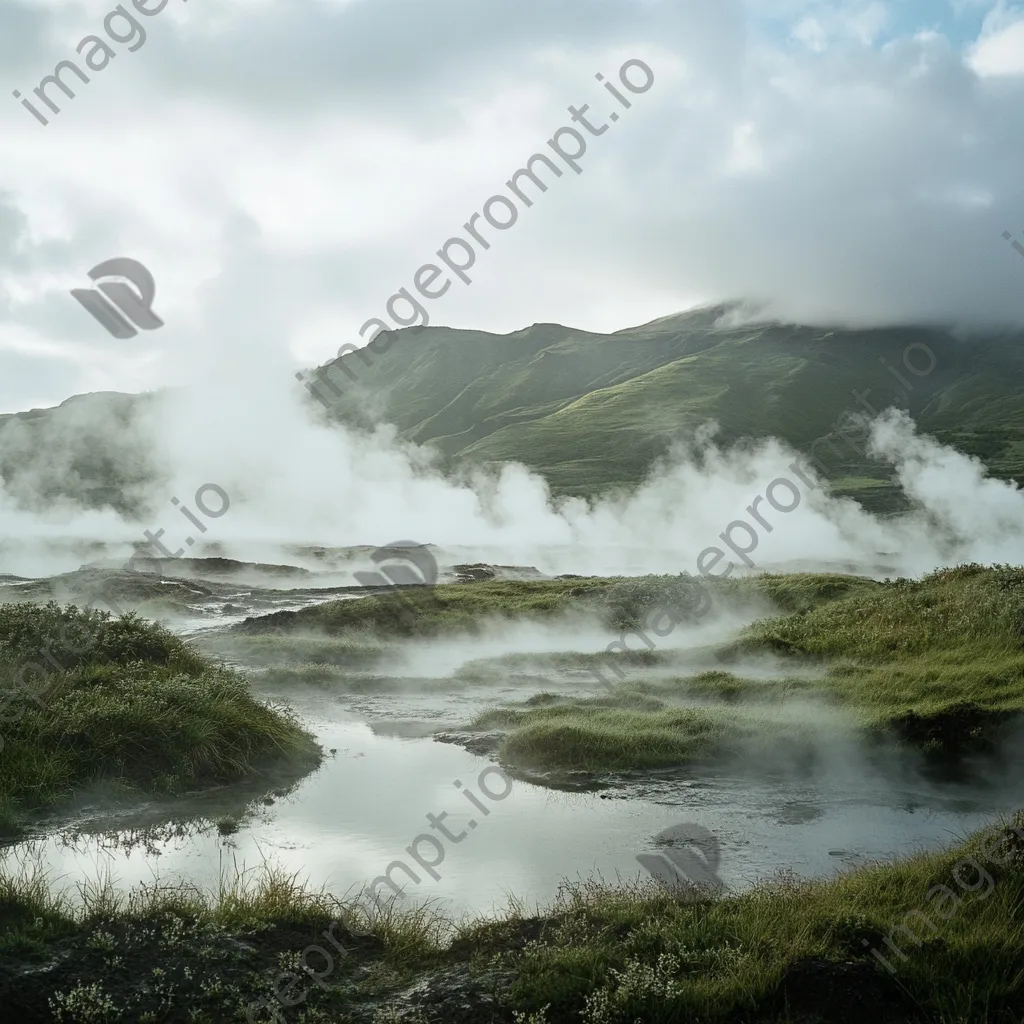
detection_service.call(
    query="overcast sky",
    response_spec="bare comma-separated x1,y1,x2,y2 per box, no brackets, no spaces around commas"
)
0,0,1022,414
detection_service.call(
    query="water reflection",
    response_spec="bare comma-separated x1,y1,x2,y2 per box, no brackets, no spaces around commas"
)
3,697,1020,920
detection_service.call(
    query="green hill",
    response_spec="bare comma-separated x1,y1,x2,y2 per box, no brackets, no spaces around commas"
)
0,390,163,517
313,306,1024,509
5,307,1024,513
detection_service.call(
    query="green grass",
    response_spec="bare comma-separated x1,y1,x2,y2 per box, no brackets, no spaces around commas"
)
736,565,1024,734
0,602,321,823
725,572,882,616
197,631,396,669
741,564,1024,661
441,567,1024,773
312,310,1024,501
0,600,207,673
1,814,1022,1022
13,312,1024,510
232,578,613,637
0,857,443,964
0,856,448,1023
489,813,1024,1024
670,670,807,703
469,695,819,772
224,566,1024,773
230,571,879,642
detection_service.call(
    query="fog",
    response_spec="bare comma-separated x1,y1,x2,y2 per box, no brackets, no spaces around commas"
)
1,353,1023,582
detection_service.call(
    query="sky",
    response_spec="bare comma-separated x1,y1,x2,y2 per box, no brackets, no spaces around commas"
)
0,0,1023,414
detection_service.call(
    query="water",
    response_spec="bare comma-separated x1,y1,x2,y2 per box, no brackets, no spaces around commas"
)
6,687,1019,921
3,564,1020,921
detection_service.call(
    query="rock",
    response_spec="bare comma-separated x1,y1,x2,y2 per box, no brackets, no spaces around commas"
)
376,963,516,1024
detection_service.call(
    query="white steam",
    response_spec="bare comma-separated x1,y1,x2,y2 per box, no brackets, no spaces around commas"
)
0,348,1023,583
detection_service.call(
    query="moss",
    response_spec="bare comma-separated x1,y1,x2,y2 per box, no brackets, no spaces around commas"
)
441,567,1024,771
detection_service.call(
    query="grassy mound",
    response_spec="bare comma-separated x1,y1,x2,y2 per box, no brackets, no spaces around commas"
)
0,602,320,822
196,631,397,680
0,600,205,673
232,578,613,637
727,571,882,615
743,564,1024,660
469,694,818,772
737,565,1024,735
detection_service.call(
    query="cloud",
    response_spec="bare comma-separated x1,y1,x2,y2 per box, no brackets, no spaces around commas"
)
968,14,1024,75
0,0,1019,480
793,17,829,51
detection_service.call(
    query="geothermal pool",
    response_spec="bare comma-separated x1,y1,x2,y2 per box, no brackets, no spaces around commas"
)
4,675,1019,921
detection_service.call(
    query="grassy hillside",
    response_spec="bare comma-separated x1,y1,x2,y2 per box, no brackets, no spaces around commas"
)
7,308,1024,511
315,308,1024,506
0,391,163,517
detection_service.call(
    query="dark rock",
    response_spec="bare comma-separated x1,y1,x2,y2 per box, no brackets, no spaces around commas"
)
771,956,917,1023
433,730,505,756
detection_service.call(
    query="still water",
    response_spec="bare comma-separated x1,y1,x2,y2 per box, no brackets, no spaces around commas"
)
5,683,1020,921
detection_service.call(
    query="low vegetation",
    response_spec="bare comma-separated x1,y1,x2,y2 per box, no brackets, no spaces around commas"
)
738,564,1024,741
469,693,821,773
229,571,879,642
200,631,395,669
231,578,613,638
494,812,1024,1024
215,564,1024,775
0,602,321,828
423,566,1024,774
2,568,1023,1018
0,813,1021,1022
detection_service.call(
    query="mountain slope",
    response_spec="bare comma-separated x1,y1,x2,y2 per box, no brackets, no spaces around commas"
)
315,307,1024,507
0,391,163,516
4,307,1024,515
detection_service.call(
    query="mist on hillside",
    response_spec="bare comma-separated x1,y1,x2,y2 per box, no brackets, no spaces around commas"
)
0,345,1022,582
